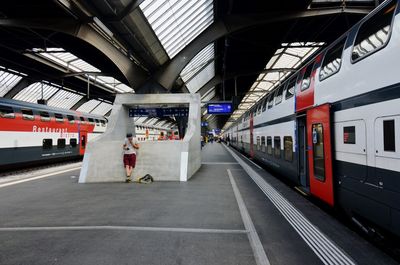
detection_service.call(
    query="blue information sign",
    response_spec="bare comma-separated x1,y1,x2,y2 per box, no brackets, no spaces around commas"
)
207,103,232,114
129,107,189,117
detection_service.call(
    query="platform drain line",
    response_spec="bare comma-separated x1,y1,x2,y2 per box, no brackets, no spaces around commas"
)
224,145,356,265
227,169,271,265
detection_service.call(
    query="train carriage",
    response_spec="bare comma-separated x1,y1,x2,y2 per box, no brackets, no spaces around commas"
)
224,0,400,237
0,97,107,170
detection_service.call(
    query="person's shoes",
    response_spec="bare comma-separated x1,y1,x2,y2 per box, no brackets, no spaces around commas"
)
125,178,131,183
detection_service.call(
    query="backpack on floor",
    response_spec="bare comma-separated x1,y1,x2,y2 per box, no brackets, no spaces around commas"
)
138,174,154,184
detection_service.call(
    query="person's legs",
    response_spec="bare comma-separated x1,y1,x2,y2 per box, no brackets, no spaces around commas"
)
125,165,132,182
124,154,133,182
124,154,136,183
130,154,136,180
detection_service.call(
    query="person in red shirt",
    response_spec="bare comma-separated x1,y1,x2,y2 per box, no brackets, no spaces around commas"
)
123,133,139,183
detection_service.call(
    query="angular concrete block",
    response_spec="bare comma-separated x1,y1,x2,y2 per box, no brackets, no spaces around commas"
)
79,93,201,183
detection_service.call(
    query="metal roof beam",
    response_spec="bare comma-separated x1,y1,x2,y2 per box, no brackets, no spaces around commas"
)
197,75,222,96
106,0,145,22
70,97,89,110
149,7,371,91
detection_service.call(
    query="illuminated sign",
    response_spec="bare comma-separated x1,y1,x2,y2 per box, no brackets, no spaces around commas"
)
207,103,232,114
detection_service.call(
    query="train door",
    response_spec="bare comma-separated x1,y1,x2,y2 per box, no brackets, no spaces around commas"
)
372,116,399,187
306,104,334,206
297,116,309,188
250,113,254,158
79,131,87,155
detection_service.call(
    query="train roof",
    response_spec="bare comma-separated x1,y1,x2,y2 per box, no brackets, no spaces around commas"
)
0,97,106,120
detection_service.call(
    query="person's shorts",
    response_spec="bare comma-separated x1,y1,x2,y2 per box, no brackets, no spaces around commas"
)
123,154,136,167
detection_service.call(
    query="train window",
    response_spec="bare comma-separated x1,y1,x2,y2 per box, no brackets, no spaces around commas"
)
88,118,95,124
285,76,297,99
95,119,100,125
275,86,284,105
100,120,106,127
301,62,315,91
67,115,75,124
261,136,266,152
267,136,272,155
70,138,77,148
343,126,356,144
80,117,86,123
274,136,281,158
257,103,262,115
57,139,66,149
40,112,50,122
267,94,274,109
0,105,15,119
383,120,395,152
42,139,52,149
312,123,325,182
352,1,396,62
55,113,64,123
262,97,267,112
253,106,258,117
284,136,293,161
21,109,34,121
320,38,346,81
256,136,261,151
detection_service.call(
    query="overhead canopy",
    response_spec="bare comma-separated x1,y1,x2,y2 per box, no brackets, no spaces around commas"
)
0,0,379,128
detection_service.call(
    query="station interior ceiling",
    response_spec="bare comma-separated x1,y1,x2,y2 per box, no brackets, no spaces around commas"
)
0,0,381,130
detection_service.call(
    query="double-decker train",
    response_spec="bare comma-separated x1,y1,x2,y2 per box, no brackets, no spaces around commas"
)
224,0,400,237
0,97,107,170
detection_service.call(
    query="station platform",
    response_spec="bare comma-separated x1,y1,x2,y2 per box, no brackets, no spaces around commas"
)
0,144,397,265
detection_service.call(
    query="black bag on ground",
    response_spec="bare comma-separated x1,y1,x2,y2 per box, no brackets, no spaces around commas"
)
138,174,154,183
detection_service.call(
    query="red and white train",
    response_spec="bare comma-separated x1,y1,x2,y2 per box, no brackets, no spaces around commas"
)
0,97,107,170
224,0,400,237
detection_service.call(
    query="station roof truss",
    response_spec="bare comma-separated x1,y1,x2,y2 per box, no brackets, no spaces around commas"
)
25,48,134,94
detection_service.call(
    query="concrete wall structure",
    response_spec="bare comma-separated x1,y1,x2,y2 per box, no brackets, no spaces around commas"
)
79,93,201,183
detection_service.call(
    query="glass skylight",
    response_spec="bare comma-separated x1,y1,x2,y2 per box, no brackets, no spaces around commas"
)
12,81,85,110
27,48,133,93
140,0,214,58
0,70,24,97
180,43,215,93
76,99,102,114
14,82,59,103
47,89,83,110
90,102,113,116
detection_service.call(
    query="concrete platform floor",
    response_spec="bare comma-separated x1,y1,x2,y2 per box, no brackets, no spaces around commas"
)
0,143,397,265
